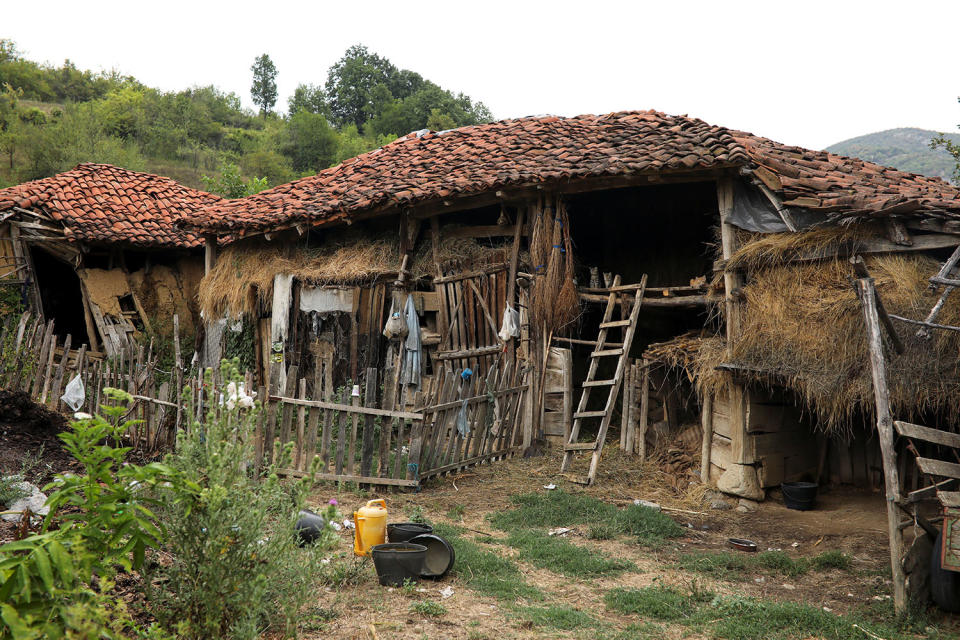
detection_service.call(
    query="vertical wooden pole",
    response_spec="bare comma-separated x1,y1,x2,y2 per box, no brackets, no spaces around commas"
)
173,314,183,431
361,368,377,481
700,392,714,483
638,358,650,460
856,277,906,613
204,236,217,275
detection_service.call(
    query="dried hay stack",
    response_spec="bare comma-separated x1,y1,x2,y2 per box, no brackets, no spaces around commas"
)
647,226,960,434
530,197,579,333
200,230,518,319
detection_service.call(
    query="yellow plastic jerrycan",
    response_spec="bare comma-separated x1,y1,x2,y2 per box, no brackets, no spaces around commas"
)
353,499,388,556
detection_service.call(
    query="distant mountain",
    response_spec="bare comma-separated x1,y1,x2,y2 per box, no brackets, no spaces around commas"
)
826,127,960,184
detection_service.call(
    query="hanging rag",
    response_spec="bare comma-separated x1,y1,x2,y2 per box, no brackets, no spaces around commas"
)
399,294,422,389
382,297,408,340
456,398,470,437
498,303,520,342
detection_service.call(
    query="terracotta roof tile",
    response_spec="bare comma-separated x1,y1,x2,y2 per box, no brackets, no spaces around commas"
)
186,110,747,234
185,111,960,235
0,163,222,248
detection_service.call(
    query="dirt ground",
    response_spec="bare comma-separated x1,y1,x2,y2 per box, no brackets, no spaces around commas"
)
299,448,959,640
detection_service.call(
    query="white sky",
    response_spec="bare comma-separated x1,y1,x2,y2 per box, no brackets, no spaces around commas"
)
5,0,960,150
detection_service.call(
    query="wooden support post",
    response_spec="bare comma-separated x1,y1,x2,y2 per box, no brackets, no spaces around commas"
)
638,359,650,460
700,391,714,483
717,175,742,353
204,236,217,275
856,276,907,613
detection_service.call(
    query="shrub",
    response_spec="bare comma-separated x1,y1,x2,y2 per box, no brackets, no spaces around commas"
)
146,361,328,640
409,600,447,617
0,388,176,638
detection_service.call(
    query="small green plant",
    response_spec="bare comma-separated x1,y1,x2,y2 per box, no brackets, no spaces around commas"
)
0,388,178,638
299,605,339,632
446,504,466,521
406,504,430,524
146,360,327,640
399,577,419,597
605,585,709,621
810,549,852,571
0,471,28,506
409,600,447,617
318,555,371,588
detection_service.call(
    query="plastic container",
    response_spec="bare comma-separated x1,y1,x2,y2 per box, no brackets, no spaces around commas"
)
294,510,327,546
354,499,388,556
370,542,427,586
409,533,455,578
781,481,818,511
387,522,433,543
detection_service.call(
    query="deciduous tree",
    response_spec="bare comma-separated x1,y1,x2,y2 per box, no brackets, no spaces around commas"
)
250,53,277,118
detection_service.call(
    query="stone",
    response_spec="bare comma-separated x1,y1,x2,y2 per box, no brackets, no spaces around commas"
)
710,500,732,511
738,498,760,512
1,481,49,522
716,464,765,501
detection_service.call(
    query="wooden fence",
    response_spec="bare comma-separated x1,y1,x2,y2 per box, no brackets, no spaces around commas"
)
1,312,531,488
0,312,194,452
260,358,529,487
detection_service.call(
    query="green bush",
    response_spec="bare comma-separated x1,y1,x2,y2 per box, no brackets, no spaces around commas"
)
0,388,177,639
146,360,328,640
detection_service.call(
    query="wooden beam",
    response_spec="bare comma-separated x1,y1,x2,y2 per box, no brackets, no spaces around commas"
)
268,395,423,421
856,276,906,613
204,236,217,275
443,224,522,240
718,176,742,352
849,257,904,354
916,457,960,480
894,420,960,449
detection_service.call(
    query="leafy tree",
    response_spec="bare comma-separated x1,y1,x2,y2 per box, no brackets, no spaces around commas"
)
202,161,268,198
282,109,338,172
324,44,403,128
250,53,277,118
287,83,328,117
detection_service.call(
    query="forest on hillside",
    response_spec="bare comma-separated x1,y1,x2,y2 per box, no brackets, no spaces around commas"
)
826,127,960,184
0,40,492,195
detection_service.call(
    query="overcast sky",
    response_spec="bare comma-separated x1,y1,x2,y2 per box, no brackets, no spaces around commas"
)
5,1,959,150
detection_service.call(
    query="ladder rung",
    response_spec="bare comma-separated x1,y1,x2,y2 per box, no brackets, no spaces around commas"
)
574,410,607,419
582,379,615,387
599,320,631,329
591,348,623,358
563,442,598,451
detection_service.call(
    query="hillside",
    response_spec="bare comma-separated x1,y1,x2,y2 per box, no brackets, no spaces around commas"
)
0,40,491,195
826,127,960,183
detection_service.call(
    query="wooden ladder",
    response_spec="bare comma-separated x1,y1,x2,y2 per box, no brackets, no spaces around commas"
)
559,273,647,485
917,244,960,336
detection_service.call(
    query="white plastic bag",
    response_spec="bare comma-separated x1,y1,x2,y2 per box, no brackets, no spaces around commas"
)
498,303,520,342
60,374,85,411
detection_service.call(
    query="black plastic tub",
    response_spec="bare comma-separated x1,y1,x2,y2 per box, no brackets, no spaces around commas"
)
387,522,433,543
370,543,427,586
294,510,327,546
409,533,456,579
781,482,818,511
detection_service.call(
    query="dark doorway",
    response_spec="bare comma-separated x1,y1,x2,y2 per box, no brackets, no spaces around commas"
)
30,247,90,345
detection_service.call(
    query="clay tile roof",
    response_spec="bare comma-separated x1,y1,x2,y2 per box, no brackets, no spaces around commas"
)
0,163,223,248
186,110,748,234
732,132,960,222
185,111,960,236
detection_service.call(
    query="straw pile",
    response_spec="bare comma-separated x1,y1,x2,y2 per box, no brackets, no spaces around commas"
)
200,230,519,319
530,197,579,333
651,246,960,433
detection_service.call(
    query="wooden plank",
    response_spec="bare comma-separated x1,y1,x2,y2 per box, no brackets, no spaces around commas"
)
392,415,407,480
268,396,423,420
304,367,323,472
295,378,307,470
335,387,348,476
277,366,299,453
264,391,279,465
49,335,72,407
591,348,624,358
320,373,333,470
937,491,960,508
894,420,960,449
907,478,956,503
917,457,960,480
347,387,360,476
564,443,598,451
275,468,418,487
361,368,377,479
433,263,509,284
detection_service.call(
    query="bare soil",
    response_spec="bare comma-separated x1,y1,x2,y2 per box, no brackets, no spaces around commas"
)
300,448,958,640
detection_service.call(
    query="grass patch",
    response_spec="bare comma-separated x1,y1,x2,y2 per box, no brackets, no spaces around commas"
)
432,523,543,602
489,489,684,546
605,585,708,621
409,600,447,617
677,549,853,580
515,605,597,631
606,585,931,640
506,528,635,577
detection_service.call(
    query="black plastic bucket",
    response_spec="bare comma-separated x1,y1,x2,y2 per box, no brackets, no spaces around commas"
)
781,482,818,511
294,510,327,546
370,543,427,586
409,533,456,579
387,522,433,543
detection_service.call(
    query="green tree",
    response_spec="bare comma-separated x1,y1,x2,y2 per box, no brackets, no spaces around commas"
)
325,44,404,128
287,83,328,117
202,161,268,198
250,53,277,118
282,109,338,172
